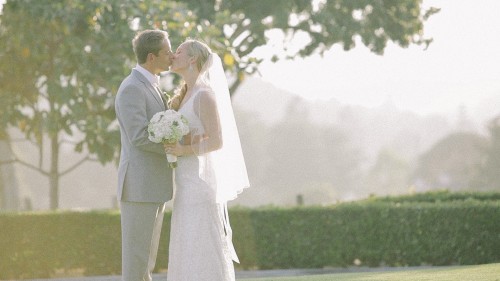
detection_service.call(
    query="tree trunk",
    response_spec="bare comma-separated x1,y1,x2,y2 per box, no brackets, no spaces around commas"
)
229,76,242,98
0,130,21,211
49,133,59,210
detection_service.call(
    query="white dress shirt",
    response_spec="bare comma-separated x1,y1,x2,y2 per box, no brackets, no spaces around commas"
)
134,64,164,102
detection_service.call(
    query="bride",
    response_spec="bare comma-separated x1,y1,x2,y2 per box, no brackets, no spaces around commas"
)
164,39,250,281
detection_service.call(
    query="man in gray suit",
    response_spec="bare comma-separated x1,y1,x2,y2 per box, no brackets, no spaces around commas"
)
115,30,173,281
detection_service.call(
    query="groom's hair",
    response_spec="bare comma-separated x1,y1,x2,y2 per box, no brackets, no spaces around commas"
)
132,30,169,64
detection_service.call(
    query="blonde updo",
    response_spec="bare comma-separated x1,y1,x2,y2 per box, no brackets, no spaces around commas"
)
169,39,212,110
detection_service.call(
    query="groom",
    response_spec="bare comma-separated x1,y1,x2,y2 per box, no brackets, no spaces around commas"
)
115,30,173,281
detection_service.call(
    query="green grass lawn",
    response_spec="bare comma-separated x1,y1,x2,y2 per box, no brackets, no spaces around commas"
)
241,263,500,281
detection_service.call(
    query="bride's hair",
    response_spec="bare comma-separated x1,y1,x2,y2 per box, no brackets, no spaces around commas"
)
169,39,211,110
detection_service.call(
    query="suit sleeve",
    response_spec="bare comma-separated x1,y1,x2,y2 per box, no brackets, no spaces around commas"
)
116,83,165,155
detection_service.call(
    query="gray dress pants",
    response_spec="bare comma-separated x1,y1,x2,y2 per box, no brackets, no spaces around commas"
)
120,201,166,281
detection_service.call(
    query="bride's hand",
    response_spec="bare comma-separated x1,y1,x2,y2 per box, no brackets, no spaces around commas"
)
164,142,183,156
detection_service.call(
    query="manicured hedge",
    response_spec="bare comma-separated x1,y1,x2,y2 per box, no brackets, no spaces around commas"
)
0,211,126,279
234,200,500,269
370,190,500,203
1,195,499,279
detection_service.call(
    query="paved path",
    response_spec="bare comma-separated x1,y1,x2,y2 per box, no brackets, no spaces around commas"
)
8,269,334,281
7,266,448,281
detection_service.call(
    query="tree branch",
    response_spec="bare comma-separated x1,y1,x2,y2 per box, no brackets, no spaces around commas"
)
0,159,16,165
10,137,30,143
238,38,261,58
60,138,81,146
59,155,91,177
229,73,242,97
0,156,50,176
228,20,248,41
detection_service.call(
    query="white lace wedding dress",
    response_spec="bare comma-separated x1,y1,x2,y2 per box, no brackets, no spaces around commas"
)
167,91,236,281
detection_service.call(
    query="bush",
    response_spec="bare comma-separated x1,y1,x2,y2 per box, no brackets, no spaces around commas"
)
1,193,499,279
232,199,500,269
0,211,124,279
369,190,500,203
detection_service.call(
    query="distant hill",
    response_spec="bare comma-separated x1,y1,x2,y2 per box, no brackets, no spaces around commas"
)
233,76,460,162
234,75,500,129
473,94,500,127
230,76,497,206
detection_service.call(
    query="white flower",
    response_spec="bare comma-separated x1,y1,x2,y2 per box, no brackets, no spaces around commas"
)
148,110,189,144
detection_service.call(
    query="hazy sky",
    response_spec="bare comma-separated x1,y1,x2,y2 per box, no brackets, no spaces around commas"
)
254,0,500,116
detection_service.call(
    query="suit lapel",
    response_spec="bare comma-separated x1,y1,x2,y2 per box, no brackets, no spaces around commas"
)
132,69,165,109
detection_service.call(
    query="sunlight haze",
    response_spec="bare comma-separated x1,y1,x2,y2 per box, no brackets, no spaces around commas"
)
253,0,500,117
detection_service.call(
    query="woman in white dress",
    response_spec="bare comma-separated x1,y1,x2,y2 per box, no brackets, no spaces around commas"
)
164,39,250,281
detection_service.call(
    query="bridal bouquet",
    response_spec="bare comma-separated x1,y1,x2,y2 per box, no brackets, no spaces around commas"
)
148,109,189,168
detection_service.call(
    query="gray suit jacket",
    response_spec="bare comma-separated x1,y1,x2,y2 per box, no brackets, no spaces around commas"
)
115,69,173,202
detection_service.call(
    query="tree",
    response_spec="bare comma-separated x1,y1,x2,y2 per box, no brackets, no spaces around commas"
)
0,0,439,209
0,0,197,209
413,132,487,191
0,131,21,211
177,0,439,93
261,98,362,205
363,148,411,196
473,116,500,190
